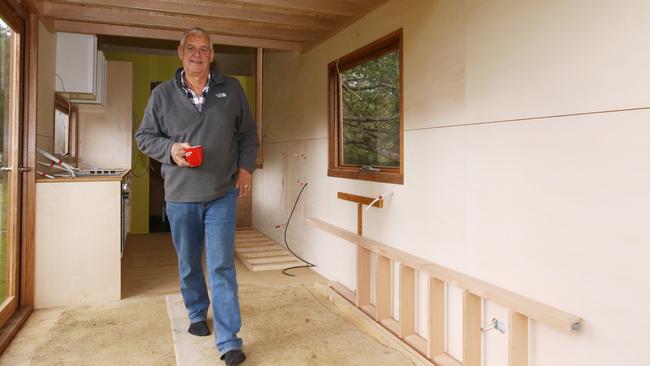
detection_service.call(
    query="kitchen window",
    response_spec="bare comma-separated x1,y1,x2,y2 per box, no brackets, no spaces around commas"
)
54,92,78,162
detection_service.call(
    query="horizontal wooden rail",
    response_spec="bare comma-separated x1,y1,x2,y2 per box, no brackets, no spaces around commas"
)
306,217,582,334
337,192,384,208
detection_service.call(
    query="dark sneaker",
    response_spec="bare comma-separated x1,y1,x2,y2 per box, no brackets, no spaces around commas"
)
187,320,210,336
221,349,246,366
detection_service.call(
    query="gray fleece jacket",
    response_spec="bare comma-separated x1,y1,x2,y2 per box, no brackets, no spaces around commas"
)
135,68,259,202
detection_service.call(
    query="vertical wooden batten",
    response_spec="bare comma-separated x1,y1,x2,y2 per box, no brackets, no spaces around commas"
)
357,203,362,235
428,277,445,358
255,47,263,168
398,263,415,338
463,292,482,366
356,247,371,308
375,255,391,321
509,312,528,366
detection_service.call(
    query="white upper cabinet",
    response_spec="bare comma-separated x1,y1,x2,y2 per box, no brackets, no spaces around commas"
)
55,32,106,106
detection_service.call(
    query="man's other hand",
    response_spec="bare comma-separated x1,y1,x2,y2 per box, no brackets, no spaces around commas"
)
235,168,252,198
171,142,191,167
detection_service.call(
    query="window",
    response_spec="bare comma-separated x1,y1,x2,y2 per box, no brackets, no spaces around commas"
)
53,93,78,161
328,29,403,184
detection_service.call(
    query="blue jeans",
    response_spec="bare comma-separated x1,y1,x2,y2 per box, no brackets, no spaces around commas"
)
166,187,242,355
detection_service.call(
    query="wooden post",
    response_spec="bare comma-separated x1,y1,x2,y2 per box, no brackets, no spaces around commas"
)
509,312,528,366
428,277,445,358
357,203,362,235
399,264,415,338
255,47,264,168
356,247,371,308
463,291,481,366
375,255,391,321
355,201,370,308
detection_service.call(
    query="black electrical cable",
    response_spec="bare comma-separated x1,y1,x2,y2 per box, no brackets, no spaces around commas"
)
281,182,315,276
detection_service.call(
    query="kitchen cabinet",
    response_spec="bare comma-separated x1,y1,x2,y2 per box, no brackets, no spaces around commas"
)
34,171,130,309
55,32,106,105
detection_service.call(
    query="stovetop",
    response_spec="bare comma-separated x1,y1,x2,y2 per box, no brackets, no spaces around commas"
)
76,168,127,176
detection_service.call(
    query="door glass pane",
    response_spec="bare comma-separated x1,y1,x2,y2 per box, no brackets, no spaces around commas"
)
0,17,17,303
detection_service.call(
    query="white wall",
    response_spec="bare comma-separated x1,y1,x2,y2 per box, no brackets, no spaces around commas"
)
252,0,650,365
77,61,133,169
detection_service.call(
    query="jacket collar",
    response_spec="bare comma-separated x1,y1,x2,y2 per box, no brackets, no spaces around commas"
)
175,67,224,89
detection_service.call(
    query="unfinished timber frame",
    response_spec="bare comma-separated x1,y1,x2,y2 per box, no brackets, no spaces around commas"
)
307,192,582,366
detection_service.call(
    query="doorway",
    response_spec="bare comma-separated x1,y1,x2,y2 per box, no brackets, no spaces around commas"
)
148,158,169,233
97,36,257,235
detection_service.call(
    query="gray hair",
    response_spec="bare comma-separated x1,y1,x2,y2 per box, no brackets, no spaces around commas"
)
180,27,213,48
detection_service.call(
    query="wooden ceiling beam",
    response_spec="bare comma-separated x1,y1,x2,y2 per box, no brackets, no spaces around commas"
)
211,0,359,17
44,2,318,42
53,20,304,51
51,0,339,31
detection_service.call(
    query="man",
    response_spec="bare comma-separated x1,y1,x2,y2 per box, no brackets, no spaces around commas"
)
135,27,258,366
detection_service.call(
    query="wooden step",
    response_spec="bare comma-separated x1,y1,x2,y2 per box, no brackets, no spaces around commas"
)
236,236,268,242
239,250,290,259
243,260,304,272
246,255,299,265
235,245,279,253
235,240,276,248
236,232,267,238
235,228,303,272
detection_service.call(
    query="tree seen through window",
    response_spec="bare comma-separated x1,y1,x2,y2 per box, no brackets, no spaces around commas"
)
341,50,400,168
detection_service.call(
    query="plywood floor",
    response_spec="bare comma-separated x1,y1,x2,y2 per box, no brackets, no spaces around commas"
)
0,231,327,365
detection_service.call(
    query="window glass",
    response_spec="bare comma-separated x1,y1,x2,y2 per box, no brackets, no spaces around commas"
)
54,108,69,155
341,50,400,167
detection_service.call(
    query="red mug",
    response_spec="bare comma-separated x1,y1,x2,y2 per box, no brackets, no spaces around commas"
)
184,145,203,167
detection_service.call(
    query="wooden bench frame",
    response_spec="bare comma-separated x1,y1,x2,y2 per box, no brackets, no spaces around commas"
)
307,192,582,366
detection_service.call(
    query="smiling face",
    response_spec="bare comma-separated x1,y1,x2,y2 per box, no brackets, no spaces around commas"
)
178,32,214,79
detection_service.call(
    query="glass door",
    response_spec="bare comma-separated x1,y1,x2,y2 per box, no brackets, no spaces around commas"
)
0,3,23,327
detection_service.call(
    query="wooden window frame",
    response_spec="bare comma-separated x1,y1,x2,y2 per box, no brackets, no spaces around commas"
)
0,0,35,355
53,92,78,164
327,29,404,185
0,0,23,330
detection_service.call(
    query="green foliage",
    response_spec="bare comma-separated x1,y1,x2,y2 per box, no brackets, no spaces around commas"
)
0,24,10,150
0,22,12,301
341,50,400,167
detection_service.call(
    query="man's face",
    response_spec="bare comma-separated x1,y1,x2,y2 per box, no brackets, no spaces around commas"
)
178,33,214,77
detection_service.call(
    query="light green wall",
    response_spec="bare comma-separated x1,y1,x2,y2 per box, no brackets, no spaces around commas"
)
104,51,255,234
104,52,181,234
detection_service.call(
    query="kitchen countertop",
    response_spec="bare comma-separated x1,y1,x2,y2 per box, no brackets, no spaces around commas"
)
36,169,131,183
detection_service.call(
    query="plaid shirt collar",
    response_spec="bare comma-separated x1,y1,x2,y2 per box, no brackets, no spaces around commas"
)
180,70,211,112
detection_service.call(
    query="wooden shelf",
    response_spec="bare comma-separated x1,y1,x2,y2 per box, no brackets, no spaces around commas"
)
337,192,383,208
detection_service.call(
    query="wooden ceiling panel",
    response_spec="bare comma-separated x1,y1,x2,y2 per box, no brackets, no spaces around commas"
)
44,3,320,41
35,0,390,50
52,0,340,30
217,0,360,17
